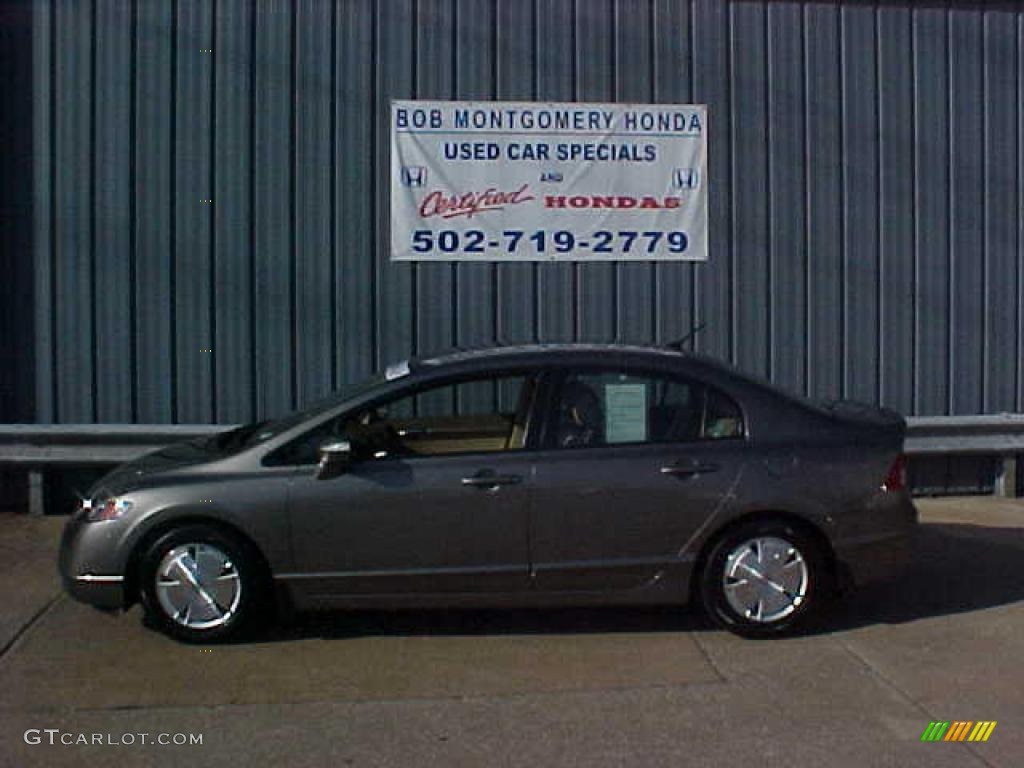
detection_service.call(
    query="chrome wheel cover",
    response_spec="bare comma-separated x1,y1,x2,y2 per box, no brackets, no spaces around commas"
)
722,536,809,624
155,543,241,630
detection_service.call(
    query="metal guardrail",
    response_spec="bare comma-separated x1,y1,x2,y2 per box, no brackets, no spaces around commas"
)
0,424,235,465
2,415,1023,514
0,424,237,516
903,414,1024,499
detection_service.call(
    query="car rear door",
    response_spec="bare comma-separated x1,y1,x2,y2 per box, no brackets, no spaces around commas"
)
529,366,748,592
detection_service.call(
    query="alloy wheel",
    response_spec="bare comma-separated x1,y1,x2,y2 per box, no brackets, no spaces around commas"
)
721,535,809,624
154,542,242,630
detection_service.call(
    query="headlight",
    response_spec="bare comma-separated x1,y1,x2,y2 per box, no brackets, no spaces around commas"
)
82,497,133,522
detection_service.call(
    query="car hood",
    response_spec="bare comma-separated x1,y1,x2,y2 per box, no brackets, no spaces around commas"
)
91,439,222,496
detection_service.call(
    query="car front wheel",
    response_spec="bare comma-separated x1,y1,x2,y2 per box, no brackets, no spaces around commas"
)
699,519,827,638
138,524,265,643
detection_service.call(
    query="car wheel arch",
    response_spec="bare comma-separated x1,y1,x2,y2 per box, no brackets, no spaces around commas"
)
690,509,840,606
124,515,275,609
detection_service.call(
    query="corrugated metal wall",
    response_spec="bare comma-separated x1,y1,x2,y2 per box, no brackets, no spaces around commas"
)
2,3,34,426
29,0,1024,425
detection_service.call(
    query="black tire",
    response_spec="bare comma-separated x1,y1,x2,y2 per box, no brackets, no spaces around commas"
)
699,518,828,638
138,524,267,643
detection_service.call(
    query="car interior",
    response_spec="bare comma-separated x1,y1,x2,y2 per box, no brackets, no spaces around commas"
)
341,374,538,457
551,371,743,449
270,369,743,466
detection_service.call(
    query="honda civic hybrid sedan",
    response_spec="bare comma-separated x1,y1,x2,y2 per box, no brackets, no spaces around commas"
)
60,344,916,641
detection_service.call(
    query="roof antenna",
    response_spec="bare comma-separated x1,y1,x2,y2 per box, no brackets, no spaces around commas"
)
664,321,706,352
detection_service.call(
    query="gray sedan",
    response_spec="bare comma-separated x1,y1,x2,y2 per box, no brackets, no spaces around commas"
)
60,344,916,641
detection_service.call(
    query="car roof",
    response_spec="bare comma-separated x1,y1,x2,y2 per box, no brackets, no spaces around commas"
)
416,342,690,369
412,343,763,387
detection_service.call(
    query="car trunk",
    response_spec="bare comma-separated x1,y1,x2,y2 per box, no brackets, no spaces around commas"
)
810,400,907,497
817,400,906,441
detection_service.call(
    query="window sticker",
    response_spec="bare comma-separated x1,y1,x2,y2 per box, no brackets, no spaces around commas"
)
604,383,648,443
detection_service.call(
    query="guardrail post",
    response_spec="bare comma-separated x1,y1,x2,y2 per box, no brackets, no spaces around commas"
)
994,454,1018,499
28,469,45,516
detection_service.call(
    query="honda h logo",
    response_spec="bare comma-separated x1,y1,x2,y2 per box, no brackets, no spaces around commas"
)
672,168,700,190
401,166,427,187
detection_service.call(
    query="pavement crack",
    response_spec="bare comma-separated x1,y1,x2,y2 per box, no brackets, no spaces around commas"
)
690,632,727,684
0,593,63,663
0,678,730,717
837,637,998,768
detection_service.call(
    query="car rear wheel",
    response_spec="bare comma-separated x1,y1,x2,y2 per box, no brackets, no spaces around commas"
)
138,524,265,643
699,519,827,638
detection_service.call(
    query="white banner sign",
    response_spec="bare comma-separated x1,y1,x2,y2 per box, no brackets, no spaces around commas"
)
390,100,707,262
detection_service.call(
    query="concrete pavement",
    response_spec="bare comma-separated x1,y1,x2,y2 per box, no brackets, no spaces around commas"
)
0,498,1021,767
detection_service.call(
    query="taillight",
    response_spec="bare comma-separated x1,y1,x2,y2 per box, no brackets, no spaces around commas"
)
882,455,907,493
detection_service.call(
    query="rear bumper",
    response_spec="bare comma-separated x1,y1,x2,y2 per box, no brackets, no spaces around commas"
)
833,493,918,590
835,530,914,590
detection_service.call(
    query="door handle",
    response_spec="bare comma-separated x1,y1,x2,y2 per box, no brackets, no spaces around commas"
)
660,462,720,478
462,470,523,489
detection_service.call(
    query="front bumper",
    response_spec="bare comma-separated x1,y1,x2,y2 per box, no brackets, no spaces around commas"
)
58,511,128,610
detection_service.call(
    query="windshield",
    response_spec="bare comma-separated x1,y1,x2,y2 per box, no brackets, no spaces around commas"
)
213,374,387,452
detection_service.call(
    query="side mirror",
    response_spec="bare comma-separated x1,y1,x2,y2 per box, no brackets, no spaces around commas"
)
316,440,352,480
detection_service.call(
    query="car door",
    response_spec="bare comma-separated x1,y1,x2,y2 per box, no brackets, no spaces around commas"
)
529,367,748,592
279,371,540,599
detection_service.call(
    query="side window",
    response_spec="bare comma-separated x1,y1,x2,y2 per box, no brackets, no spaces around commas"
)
704,386,744,439
271,373,538,465
551,370,743,448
